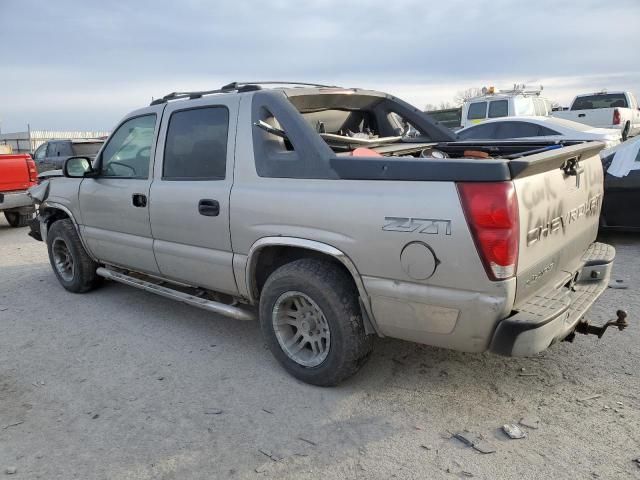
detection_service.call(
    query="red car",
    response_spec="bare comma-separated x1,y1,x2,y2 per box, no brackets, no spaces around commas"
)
0,153,38,227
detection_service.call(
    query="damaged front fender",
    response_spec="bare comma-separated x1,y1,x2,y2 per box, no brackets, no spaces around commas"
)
27,179,50,205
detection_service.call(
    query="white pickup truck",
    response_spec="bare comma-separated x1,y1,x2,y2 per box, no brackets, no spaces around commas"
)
553,91,640,141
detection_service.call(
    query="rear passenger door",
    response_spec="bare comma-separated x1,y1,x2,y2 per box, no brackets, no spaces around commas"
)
149,97,240,295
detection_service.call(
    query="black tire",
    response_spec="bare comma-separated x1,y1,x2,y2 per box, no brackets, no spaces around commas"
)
622,123,630,141
4,211,33,228
259,258,374,386
46,219,101,293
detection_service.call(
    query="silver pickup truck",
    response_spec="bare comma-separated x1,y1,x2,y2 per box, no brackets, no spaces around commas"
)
28,82,625,386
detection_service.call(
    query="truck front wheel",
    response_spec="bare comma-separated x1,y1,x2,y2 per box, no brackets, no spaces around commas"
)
46,219,101,293
4,211,33,228
259,258,374,386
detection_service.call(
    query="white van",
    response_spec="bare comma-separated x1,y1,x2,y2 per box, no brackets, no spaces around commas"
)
461,86,553,129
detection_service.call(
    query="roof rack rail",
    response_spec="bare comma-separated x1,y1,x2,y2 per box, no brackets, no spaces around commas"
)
150,81,342,106
221,81,341,90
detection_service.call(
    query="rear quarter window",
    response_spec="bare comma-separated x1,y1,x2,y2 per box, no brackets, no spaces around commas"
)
457,122,498,140
495,122,542,139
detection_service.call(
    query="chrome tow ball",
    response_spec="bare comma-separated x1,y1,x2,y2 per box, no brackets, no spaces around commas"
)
575,310,629,339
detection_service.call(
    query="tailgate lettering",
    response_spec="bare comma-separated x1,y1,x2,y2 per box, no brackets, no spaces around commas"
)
526,192,602,246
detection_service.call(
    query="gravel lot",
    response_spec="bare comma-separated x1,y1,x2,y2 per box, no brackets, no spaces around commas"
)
1,217,638,479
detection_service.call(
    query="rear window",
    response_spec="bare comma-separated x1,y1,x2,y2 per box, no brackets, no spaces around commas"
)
572,94,628,110
467,102,487,120
488,100,508,118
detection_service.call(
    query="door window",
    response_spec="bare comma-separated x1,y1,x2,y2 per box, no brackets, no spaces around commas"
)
57,142,73,156
33,144,46,161
467,102,487,120
45,142,56,157
163,107,229,180
488,100,508,118
100,114,156,178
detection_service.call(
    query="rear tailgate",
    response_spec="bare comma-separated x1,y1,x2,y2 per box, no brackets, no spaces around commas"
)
511,142,605,305
0,154,33,191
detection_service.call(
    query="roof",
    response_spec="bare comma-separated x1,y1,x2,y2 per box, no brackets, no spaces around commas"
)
149,81,354,106
49,138,105,144
575,91,627,96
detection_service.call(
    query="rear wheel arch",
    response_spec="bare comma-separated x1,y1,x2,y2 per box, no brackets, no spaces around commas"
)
246,238,379,335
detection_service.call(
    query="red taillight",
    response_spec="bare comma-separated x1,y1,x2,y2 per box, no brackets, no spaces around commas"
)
613,108,621,125
26,155,38,183
457,182,519,280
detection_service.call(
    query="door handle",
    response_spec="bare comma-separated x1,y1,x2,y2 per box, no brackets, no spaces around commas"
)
198,199,220,217
132,193,147,208
578,113,586,117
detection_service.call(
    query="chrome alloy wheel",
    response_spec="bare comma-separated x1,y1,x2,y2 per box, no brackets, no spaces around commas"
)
52,238,74,282
272,291,331,367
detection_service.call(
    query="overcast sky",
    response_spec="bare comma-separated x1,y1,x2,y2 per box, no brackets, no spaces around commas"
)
1,0,638,132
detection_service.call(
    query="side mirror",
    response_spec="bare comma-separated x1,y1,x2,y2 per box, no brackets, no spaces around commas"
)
63,156,92,178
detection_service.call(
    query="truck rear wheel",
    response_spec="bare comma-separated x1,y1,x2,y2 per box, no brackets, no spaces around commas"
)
47,219,101,293
259,258,373,386
622,122,630,141
4,211,33,228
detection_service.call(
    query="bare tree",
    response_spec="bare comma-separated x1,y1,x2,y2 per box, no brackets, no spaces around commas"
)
425,101,455,111
453,87,483,106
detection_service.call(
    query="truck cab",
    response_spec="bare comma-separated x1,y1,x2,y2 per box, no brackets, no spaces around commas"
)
552,91,640,140
461,86,553,129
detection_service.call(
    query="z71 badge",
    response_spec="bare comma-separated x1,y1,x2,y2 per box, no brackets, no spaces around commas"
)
383,217,451,235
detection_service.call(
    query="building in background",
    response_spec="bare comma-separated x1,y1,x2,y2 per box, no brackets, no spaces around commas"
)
0,129,110,153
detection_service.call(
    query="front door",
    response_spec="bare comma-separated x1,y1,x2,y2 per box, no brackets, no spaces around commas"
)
79,108,163,274
149,98,239,295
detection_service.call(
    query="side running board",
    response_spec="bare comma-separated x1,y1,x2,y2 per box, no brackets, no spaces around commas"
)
96,267,256,321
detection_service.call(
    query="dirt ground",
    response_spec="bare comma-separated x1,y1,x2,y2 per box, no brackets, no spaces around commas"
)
0,217,638,480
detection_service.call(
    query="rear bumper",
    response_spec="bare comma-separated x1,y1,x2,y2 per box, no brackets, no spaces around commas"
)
490,242,615,356
0,191,34,211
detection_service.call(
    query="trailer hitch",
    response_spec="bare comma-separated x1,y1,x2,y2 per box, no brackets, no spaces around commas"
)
573,310,629,339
